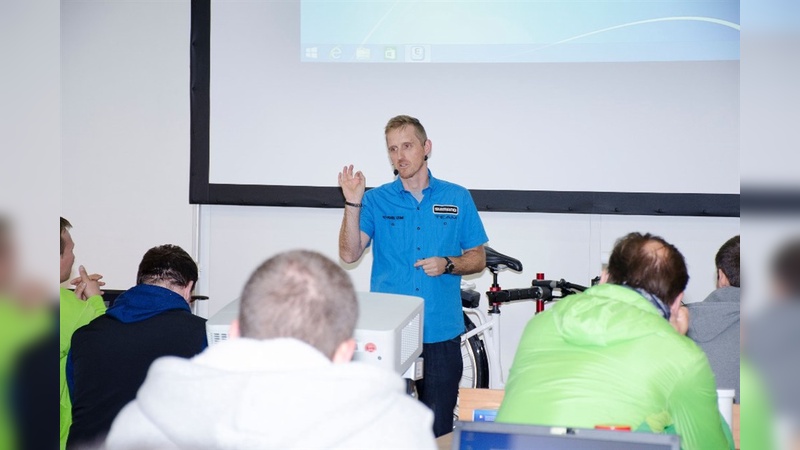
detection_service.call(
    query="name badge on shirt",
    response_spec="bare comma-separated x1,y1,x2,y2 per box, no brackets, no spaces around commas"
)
433,205,459,215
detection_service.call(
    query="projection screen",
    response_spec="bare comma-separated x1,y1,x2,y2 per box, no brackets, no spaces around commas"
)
190,0,740,216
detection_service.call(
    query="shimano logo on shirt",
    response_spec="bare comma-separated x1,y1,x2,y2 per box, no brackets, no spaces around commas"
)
433,205,458,215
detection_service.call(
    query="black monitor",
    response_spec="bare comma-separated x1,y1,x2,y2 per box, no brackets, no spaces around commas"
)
101,289,126,307
452,421,680,450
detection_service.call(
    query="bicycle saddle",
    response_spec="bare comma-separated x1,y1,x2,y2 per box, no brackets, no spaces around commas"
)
484,246,523,272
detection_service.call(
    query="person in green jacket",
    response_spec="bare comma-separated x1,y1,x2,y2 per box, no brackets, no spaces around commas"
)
0,217,53,450
59,217,105,450
739,357,776,450
497,232,733,450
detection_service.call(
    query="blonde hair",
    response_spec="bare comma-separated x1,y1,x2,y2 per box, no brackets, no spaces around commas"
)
239,250,358,359
385,115,427,145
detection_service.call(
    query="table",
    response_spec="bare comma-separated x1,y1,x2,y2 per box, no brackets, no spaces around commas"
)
436,432,453,450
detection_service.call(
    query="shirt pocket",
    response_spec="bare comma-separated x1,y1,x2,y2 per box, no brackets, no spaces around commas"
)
430,215,460,254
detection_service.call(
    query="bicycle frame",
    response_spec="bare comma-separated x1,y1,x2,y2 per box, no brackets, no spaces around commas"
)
462,306,504,389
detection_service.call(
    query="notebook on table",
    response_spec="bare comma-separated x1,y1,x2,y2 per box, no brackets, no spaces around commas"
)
451,420,680,450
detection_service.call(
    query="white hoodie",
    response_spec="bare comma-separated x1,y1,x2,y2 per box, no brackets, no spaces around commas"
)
105,338,436,450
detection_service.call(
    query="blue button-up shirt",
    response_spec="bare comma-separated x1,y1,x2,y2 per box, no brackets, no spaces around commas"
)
361,171,489,343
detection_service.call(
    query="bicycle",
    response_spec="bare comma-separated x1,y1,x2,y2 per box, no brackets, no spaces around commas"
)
459,246,593,390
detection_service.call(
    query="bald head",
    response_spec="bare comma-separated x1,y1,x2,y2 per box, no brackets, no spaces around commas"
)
606,232,689,305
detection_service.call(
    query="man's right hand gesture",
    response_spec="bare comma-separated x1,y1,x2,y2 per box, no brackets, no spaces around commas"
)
71,265,105,301
338,165,366,204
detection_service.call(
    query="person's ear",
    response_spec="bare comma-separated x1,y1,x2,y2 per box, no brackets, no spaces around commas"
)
332,338,356,364
669,292,689,335
228,319,241,339
180,283,193,302
670,292,684,317
424,139,432,159
717,268,730,288
599,269,609,284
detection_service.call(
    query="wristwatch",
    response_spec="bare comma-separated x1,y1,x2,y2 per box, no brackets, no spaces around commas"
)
443,256,455,275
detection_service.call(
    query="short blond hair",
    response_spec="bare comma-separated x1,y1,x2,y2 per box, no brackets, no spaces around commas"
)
239,250,358,359
385,115,427,146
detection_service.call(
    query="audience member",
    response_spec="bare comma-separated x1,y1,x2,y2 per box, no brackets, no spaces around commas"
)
496,232,732,450
105,249,436,450
60,217,106,449
739,357,776,450
686,235,740,402
746,236,800,447
66,244,207,449
0,217,53,450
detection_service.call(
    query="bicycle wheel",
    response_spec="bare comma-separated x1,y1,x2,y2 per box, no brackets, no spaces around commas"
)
459,312,489,389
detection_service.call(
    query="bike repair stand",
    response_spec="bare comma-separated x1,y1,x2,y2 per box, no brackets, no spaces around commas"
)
488,267,503,316
487,267,503,389
535,272,546,314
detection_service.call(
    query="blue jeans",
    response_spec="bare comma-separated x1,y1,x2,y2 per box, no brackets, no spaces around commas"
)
416,336,462,437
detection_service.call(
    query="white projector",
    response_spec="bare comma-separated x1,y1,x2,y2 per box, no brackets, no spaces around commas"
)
205,291,424,376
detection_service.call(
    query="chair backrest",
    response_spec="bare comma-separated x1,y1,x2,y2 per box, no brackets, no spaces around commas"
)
458,388,505,421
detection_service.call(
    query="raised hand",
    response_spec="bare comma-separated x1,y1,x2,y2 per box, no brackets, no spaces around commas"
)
70,272,105,288
72,265,105,301
338,165,366,203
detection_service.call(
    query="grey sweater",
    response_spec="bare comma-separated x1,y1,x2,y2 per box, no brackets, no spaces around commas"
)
686,286,740,402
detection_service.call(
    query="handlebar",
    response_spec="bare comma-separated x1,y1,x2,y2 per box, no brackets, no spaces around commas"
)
486,287,549,303
459,246,593,311
486,279,586,305
531,278,589,292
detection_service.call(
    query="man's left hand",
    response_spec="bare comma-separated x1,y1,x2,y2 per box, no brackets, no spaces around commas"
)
414,257,447,277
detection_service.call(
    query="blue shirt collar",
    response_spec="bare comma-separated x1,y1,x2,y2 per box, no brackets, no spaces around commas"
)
390,169,438,194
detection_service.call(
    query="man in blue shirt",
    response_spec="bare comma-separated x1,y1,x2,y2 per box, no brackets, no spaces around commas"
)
339,115,488,436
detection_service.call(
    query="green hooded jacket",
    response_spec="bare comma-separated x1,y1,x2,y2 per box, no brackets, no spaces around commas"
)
0,297,52,450
60,287,105,450
496,284,733,450
739,357,776,450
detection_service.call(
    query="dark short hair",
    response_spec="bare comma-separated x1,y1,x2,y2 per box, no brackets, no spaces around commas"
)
60,217,72,256
715,235,740,287
136,244,198,289
385,115,428,146
239,250,358,359
606,232,689,305
772,237,800,297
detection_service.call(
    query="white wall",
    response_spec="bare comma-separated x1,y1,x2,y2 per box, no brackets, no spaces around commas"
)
62,0,739,381
61,0,195,288
2,0,59,286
